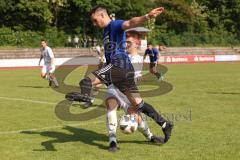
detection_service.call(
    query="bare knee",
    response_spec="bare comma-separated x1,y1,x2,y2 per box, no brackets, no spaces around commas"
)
124,91,142,107
106,98,119,111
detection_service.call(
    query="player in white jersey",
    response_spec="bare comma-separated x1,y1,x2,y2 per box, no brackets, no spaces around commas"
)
106,30,164,152
38,40,59,87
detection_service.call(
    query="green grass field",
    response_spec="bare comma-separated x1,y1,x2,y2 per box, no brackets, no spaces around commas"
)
0,63,240,160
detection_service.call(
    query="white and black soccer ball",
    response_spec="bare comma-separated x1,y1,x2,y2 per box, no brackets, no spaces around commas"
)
119,114,138,134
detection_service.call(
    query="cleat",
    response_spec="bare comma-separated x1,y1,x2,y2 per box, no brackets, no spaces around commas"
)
150,135,165,144
162,121,174,143
82,101,93,108
65,92,91,102
108,141,117,152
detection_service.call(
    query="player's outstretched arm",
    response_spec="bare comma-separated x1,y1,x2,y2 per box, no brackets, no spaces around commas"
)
122,7,164,30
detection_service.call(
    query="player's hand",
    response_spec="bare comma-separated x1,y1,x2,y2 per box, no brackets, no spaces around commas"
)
148,7,164,19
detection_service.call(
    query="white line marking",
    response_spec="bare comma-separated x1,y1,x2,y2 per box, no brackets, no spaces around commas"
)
0,96,105,135
0,96,57,105
0,96,102,113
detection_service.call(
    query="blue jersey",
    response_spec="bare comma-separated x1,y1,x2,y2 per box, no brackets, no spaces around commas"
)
144,48,159,63
103,20,133,70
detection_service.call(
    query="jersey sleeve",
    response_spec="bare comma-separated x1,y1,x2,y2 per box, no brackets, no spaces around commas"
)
153,48,159,56
153,48,159,54
112,20,124,32
47,47,54,58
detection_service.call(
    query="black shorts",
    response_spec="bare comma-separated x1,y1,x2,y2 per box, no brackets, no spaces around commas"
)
92,64,138,93
92,64,112,85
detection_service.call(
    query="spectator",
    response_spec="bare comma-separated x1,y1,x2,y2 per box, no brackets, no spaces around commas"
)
73,36,80,48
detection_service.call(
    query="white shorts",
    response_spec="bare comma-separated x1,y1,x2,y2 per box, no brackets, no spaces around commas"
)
41,64,55,74
105,84,131,113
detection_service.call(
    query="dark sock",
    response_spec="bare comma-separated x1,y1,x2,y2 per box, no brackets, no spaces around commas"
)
52,77,59,86
154,72,161,79
137,101,167,127
79,77,92,96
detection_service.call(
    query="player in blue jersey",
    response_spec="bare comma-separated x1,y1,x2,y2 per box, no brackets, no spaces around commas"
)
105,30,165,152
143,43,164,81
66,5,173,144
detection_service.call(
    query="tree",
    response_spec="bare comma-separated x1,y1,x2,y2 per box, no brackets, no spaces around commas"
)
46,0,69,27
0,0,53,31
154,0,195,33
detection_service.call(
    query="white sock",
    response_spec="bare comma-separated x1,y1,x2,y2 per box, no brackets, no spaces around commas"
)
45,74,49,80
137,114,153,140
106,109,117,143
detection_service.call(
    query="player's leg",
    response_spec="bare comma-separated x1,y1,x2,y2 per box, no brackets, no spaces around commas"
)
49,65,59,87
137,113,164,144
111,66,173,143
79,73,101,98
82,83,102,108
149,63,154,74
78,64,112,99
150,63,162,80
126,106,155,141
41,65,48,79
128,92,173,143
112,84,165,144
124,90,171,127
126,104,164,144
112,68,167,128
105,97,119,152
66,64,110,102
41,65,52,86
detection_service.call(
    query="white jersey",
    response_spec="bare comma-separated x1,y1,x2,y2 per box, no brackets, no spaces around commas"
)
40,46,54,65
128,54,143,79
105,54,143,112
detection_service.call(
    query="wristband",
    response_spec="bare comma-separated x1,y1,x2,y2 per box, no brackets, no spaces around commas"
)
145,14,150,20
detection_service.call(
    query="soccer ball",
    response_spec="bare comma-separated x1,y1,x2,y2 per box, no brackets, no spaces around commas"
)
119,114,138,134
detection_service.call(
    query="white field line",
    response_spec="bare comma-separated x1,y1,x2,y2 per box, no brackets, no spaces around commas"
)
0,96,105,135
0,96,57,105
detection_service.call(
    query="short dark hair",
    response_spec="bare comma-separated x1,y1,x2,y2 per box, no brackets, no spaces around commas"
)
126,31,141,38
41,39,47,43
89,5,107,16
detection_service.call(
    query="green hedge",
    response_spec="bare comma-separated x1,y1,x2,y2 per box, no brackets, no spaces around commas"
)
0,27,67,48
0,27,240,47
